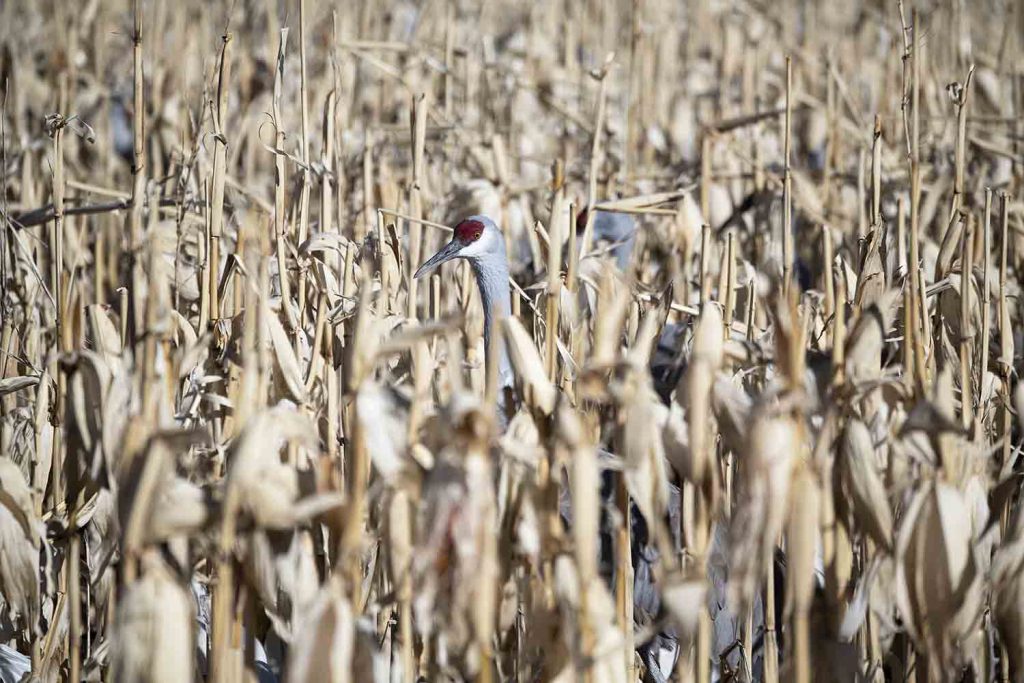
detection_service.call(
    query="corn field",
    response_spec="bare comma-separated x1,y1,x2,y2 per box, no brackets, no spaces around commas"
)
1,0,1023,681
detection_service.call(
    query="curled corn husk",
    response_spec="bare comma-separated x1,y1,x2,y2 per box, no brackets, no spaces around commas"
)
113,558,194,683
503,316,556,414
993,504,1024,674
894,481,984,677
729,406,798,610
681,304,724,486
286,579,358,683
838,419,893,551
0,457,40,631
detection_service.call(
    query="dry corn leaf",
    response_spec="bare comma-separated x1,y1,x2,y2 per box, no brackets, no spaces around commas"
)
247,528,322,641
226,404,327,528
844,289,899,386
894,481,984,677
0,376,40,397
853,230,886,312
112,558,194,683
375,316,459,358
711,374,752,454
684,304,724,485
356,382,410,482
560,404,600,583
0,456,38,539
0,457,40,629
550,557,628,683
119,430,209,554
595,188,692,211
729,407,798,610
86,304,122,359
992,504,1024,674
661,578,707,646
503,316,556,414
661,400,691,482
618,372,671,527
785,463,820,618
299,231,352,259
286,580,362,683
587,265,631,368
146,477,211,542
675,192,704,250
838,418,894,551
266,306,309,403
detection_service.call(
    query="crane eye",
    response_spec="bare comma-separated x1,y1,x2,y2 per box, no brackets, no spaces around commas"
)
455,219,485,243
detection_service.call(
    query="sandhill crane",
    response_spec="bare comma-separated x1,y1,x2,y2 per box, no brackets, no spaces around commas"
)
576,207,638,270
416,214,687,682
414,215,515,391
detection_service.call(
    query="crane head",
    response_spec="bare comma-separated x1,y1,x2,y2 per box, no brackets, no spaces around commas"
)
414,215,504,278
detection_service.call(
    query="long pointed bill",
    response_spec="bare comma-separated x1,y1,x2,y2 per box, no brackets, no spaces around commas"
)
414,239,462,279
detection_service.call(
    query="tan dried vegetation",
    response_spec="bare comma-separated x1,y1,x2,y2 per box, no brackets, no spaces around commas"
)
0,0,1023,682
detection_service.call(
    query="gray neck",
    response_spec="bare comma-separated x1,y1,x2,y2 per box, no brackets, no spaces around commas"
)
469,253,514,388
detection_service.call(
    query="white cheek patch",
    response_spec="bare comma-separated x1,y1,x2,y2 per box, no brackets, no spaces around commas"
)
482,230,502,253
460,237,487,259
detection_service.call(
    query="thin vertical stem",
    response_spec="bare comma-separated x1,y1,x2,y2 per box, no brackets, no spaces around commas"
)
580,55,613,256
782,56,793,295
980,189,992,406
999,192,1013,474
764,561,779,683
959,216,974,430
700,133,712,223
833,268,847,386
322,85,337,267
49,118,67,512
624,0,642,179
68,531,80,683
544,166,564,381
723,231,736,337
129,0,145,346
407,93,427,320
295,0,312,340
209,33,232,324
998,193,1014,680
272,29,296,329
614,476,633,681
823,225,835,344
566,203,579,293
699,224,712,306
909,9,927,390
871,115,882,227
899,198,914,383
952,65,976,216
